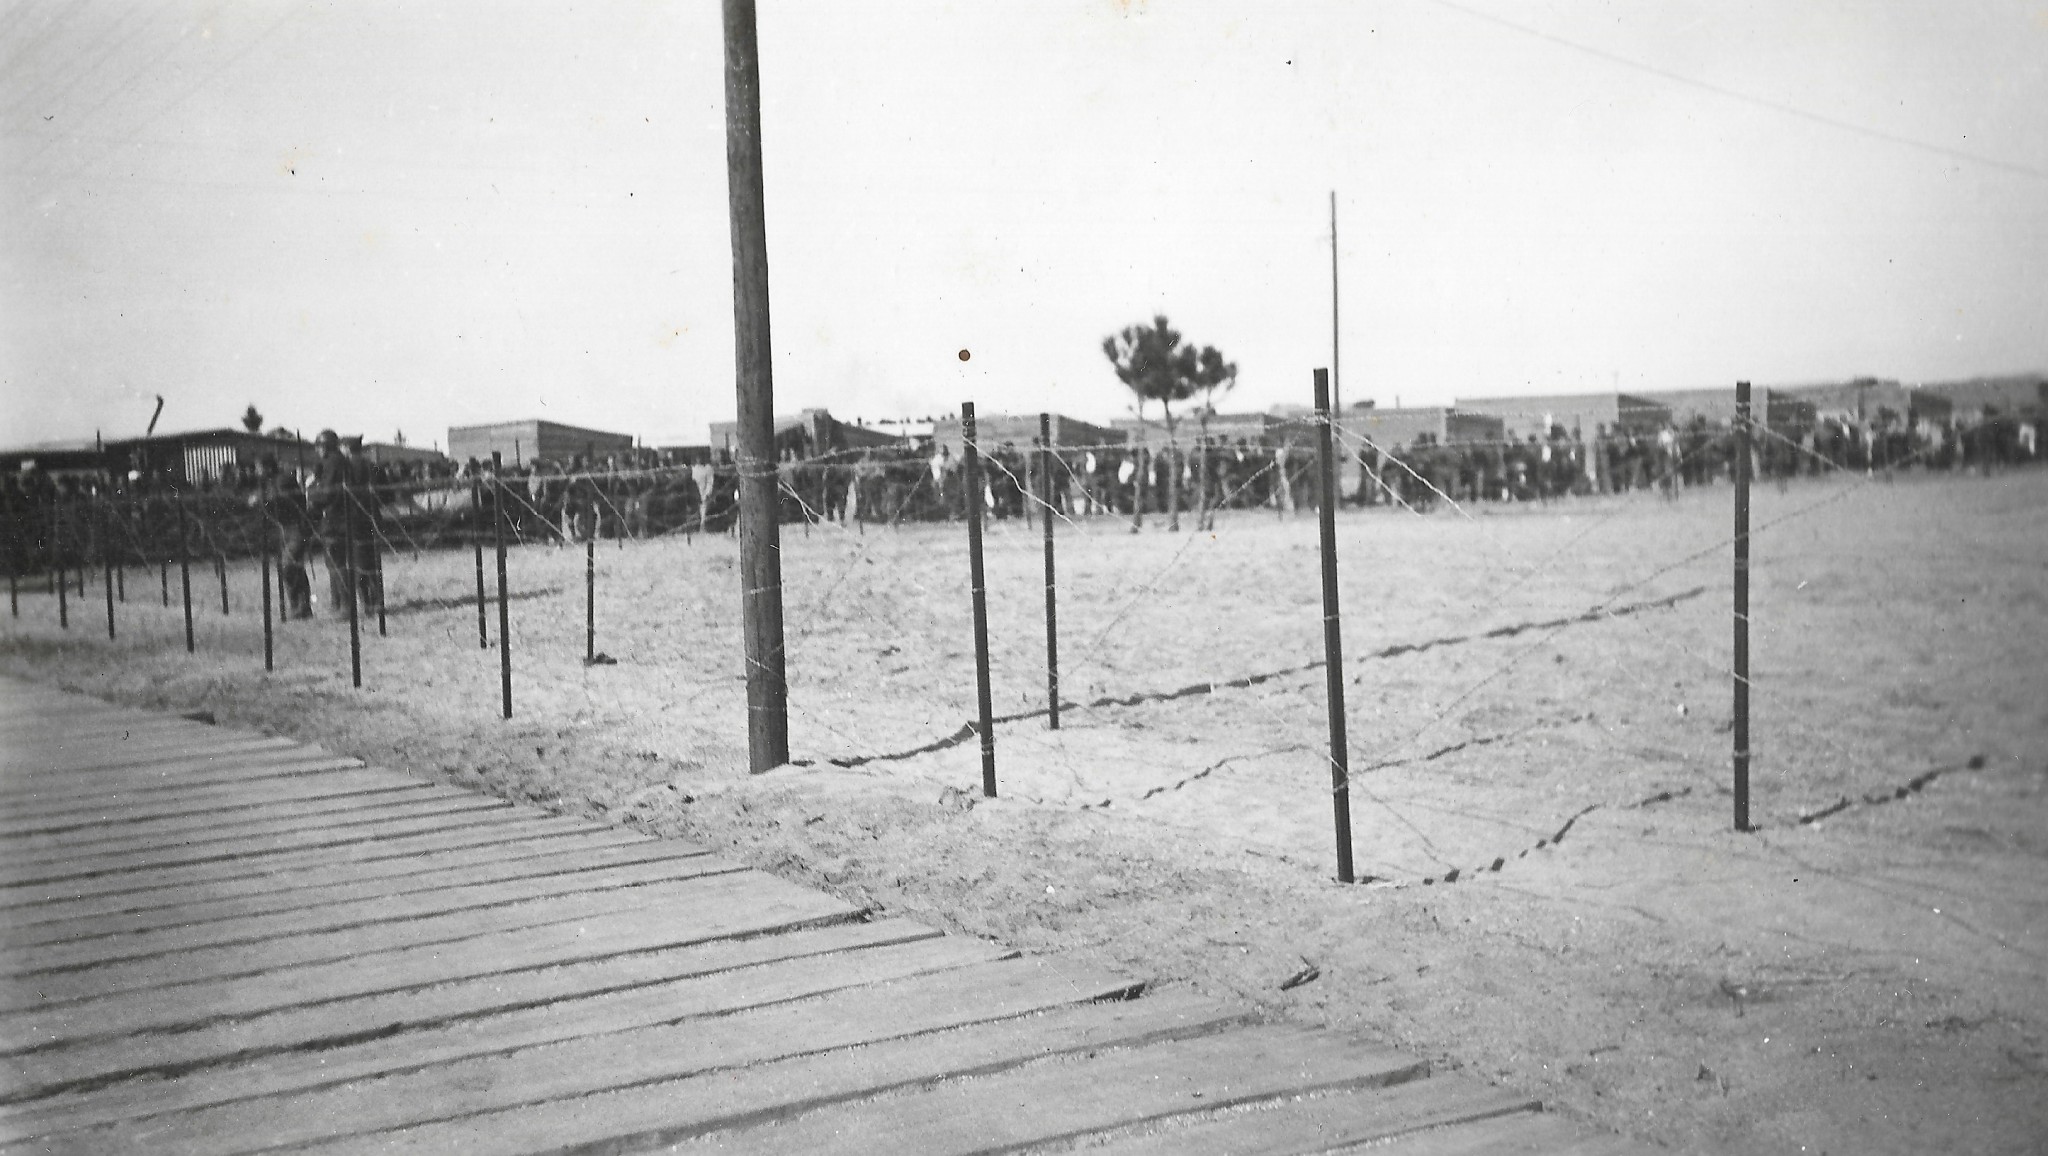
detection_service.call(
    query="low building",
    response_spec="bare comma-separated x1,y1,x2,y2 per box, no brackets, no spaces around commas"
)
1767,379,1954,428
447,420,635,469
92,428,310,485
1340,407,1505,450
1454,392,1671,440
708,408,905,460
932,412,1125,459
355,441,451,470
1650,387,1815,431
0,438,110,481
1112,411,1285,451
1911,376,2042,422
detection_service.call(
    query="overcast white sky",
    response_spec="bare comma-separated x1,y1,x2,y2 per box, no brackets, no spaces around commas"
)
4,0,2045,449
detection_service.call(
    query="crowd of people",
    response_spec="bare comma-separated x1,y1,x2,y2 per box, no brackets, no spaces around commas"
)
3,409,2038,598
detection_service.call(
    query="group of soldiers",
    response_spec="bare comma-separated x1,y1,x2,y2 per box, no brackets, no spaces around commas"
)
4,409,2039,596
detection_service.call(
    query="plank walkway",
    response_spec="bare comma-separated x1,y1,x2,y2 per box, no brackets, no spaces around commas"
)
0,677,1649,1154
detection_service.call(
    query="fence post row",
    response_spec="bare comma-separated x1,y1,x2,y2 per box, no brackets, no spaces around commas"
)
961,401,998,798
1733,380,1753,833
1313,368,1356,884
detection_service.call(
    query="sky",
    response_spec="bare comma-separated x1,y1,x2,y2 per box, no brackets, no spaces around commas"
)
3,0,2045,450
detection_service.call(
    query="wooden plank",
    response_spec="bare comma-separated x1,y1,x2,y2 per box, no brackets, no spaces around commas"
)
1355,1109,1652,1154
293,989,1257,1156
46,955,1142,1154
0,832,667,938
0,746,359,799
0,752,367,805
0,768,419,835
1081,1076,1541,1155
4,836,706,950
0,736,302,776
0,797,521,889
0,719,213,753
1,869,772,1010
0,870,857,1050
0,787,491,869
0,783,469,859
5,851,745,976
675,1023,1427,1156
0,813,618,912
5,921,981,1135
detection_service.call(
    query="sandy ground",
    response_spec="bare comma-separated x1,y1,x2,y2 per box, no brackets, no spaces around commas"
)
4,467,2045,1154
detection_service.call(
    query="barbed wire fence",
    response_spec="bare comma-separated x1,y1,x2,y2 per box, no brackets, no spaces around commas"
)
0,395,2034,883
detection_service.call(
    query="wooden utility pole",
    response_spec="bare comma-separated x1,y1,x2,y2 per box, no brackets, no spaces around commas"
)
1330,192,1341,416
723,0,789,771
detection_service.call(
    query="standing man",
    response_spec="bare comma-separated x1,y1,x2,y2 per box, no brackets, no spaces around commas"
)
308,430,351,617
307,430,381,619
263,458,314,618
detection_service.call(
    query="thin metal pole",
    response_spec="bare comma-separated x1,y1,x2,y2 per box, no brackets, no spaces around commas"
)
160,557,169,606
176,497,193,652
7,541,15,618
585,536,596,664
1039,412,1060,730
472,478,489,649
363,489,384,637
114,500,125,602
1330,191,1342,417
496,476,512,719
53,499,67,629
100,497,114,640
1314,368,1355,884
1733,380,1752,832
344,482,361,688
962,402,997,797
260,523,274,672
217,555,229,616
724,0,790,772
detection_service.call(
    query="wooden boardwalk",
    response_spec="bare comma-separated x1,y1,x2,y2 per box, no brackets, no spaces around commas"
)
0,677,1646,1154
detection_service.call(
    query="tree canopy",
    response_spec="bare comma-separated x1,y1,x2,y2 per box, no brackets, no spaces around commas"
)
1100,315,1235,432
1102,314,1237,531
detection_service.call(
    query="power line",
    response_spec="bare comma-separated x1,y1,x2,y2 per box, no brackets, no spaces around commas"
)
1425,0,2048,182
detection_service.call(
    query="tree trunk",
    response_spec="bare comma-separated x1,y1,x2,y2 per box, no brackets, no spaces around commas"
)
1163,404,1181,532
1130,406,1146,533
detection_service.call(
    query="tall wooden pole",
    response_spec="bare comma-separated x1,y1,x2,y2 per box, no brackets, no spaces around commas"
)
723,0,790,772
1733,380,1753,832
1315,368,1355,883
